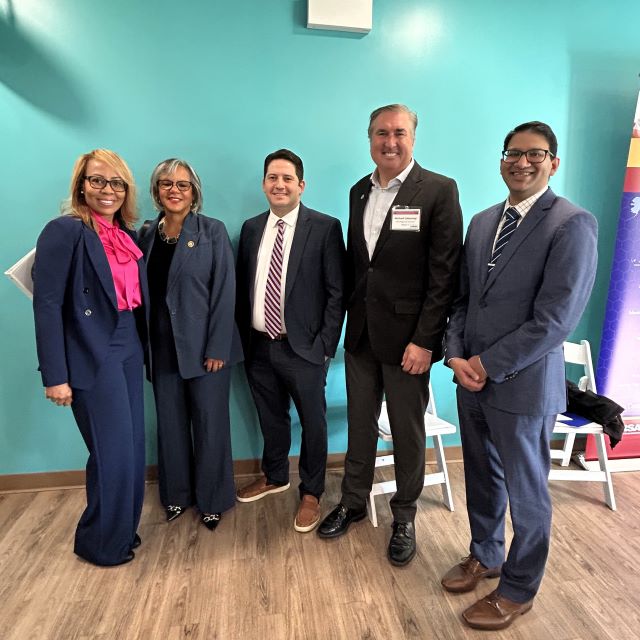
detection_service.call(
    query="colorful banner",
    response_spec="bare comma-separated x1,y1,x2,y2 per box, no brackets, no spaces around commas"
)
587,91,640,462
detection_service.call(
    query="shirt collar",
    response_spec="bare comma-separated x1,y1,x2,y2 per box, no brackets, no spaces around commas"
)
268,204,300,228
370,158,415,189
91,210,119,229
503,187,548,218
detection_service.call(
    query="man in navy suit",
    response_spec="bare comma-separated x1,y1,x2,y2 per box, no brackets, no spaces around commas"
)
235,149,345,533
442,122,598,630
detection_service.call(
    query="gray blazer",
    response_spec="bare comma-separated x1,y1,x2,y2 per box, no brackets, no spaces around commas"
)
445,188,598,415
139,212,243,379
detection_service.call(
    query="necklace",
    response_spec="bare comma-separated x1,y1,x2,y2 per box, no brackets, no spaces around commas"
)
158,218,180,244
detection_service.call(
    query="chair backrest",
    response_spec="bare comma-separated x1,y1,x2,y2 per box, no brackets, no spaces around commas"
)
563,340,597,393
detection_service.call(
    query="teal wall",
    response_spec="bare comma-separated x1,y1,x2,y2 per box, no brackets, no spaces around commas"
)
1,0,639,474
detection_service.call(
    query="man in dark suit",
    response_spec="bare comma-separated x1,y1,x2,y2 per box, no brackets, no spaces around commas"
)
235,149,345,533
442,122,598,630
318,104,463,566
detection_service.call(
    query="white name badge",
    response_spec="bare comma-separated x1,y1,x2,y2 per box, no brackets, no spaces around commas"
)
391,206,421,231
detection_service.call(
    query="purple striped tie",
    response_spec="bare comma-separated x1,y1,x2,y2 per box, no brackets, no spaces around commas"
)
488,207,520,272
264,219,285,339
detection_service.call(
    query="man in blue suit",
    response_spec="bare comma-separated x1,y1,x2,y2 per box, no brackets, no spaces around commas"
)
442,122,598,630
235,149,345,533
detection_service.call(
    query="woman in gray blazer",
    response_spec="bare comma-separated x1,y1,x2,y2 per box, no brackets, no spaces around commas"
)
139,159,242,530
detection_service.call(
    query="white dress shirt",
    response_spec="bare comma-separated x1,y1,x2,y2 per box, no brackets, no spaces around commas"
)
363,159,415,259
252,206,300,333
492,187,549,251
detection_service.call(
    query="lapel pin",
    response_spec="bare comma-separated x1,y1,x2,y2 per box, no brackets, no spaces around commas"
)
187,240,195,248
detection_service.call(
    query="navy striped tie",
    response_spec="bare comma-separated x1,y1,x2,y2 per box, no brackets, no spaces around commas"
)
488,207,520,272
264,220,285,338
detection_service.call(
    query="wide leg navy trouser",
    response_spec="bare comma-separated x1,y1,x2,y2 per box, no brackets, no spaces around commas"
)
71,311,145,566
151,308,235,514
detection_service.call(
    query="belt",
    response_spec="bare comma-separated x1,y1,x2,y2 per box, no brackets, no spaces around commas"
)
253,329,287,341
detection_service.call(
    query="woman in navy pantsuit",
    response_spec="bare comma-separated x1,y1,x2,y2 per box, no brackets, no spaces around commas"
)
139,159,242,530
33,149,148,566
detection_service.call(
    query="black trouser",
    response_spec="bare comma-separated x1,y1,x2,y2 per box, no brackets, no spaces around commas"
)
341,334,429,522
245,333,329,499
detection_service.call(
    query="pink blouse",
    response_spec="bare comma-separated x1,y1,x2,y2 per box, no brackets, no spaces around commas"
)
92,212,143,310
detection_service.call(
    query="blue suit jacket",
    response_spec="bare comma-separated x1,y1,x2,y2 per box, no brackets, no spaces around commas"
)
235,203,346,365
445,189,598,415
33,215,149,390
138,212,243,380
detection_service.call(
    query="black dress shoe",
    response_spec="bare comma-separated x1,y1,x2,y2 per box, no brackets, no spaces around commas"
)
132,534,141,549
388,521,416,566
76,550,135,567
317,503,366,538
111,551,135,566
201,512,221,530
166,505,185,522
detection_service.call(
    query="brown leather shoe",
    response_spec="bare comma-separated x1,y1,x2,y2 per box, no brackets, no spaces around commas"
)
441,555,501,593
236,477,290,503
462,590,533,630
294,494,320,532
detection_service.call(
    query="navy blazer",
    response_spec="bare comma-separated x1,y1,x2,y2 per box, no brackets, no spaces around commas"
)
138,212,243,380
236,203,346,365
445,189,598,415
33,215,149,390
344,162,463,364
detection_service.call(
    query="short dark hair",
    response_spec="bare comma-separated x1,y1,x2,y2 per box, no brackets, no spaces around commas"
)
503,121,558,157
263,149,304,181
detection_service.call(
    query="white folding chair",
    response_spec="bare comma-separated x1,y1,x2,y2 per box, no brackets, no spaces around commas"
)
548,340,616,510
368,382,456,527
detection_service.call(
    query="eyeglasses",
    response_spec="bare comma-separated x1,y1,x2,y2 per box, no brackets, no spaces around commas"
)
157,179,193,192
501,149,554,164
84,175,128,192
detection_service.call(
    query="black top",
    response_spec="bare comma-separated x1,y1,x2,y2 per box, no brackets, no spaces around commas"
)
147,228,177,320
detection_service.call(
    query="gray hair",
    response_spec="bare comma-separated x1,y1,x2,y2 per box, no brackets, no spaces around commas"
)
149,158,203,213
367,104,418,139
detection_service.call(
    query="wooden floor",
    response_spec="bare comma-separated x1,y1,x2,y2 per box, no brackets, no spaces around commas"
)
1,462,639,640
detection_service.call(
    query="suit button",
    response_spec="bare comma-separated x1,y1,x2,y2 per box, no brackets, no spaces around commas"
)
479,301,487,309
83,287,89,294
368,268,374,273
84,309,92,316
171,310,176,316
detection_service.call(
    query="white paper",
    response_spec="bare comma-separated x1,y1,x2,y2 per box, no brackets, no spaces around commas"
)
4,248,36,299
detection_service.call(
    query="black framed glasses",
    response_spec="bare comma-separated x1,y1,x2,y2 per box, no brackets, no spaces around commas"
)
501,149,554,164
158,179,193,192
84,175,128,192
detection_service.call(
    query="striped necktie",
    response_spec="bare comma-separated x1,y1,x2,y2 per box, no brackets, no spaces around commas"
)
488,207,521,272
264,219,285,338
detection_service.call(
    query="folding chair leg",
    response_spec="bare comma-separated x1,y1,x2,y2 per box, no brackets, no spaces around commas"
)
432,434,454,511
368,492,379,527
561,432,576,467
594,433,616,511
